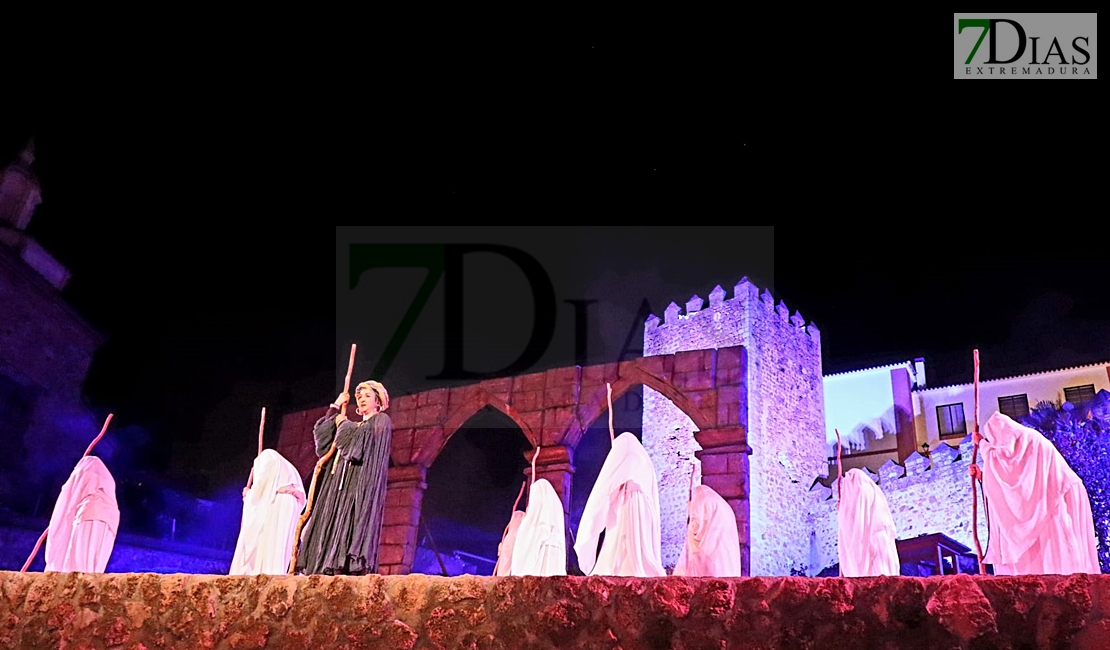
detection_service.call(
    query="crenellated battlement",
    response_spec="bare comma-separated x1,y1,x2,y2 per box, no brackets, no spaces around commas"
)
644,277,821,348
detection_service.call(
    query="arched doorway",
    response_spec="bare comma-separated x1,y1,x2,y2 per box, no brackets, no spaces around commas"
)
418,406,532,575
568,384,645,574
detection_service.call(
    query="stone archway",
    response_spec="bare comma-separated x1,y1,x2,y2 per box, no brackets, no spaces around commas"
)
276,345,750,575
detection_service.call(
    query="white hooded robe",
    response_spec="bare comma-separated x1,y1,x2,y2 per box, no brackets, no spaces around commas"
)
44,456,119,573
230,449,307,575
573,432,665,577
510,478,567,576
493,509,525,576
673,484,743,577
837,467,900,577
979,411,1100,576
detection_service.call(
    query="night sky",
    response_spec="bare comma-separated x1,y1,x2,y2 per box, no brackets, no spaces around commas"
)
5,34,1108,563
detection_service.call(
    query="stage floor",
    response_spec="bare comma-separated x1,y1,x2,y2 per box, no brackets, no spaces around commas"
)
2,571,1108,649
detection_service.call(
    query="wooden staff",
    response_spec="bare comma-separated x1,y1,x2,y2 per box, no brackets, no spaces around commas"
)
245,407,268,494
330,344,358,476
834,428,843,508
512,480,526,512
530,445,539,489
686,464,696,526
970,349,986,574
22,413,113,572
607,383,615,443
258,407,266,455
289,344,355,574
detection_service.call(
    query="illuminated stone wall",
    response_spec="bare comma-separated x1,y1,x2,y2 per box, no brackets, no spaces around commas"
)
645,277,825,576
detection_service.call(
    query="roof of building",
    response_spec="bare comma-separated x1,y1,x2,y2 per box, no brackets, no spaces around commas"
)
823,359,917,379
915,360,1110,393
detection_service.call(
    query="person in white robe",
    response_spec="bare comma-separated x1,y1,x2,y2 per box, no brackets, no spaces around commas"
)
972,411,1100,575
493,509,525,576
45,456,119,573
837,467,900,577
230,448,307,575
673,484,743,577
573,431,665,577
510,478,567,576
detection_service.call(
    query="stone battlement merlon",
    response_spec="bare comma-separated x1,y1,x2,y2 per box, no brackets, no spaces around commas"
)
644,277,820,348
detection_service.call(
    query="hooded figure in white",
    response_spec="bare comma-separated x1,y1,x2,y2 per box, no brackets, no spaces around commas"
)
493,509,525,576
573,432,665,577
230,449,307,575
45,456,119,573
673,484,743,577
837,468,900,577
510,478,567,576
977,411,1100,575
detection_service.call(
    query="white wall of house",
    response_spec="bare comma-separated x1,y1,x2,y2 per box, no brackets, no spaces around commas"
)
822,359,923,475
913,362,1110,450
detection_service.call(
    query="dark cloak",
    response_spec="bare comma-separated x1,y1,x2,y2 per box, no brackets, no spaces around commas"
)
295,407,392,575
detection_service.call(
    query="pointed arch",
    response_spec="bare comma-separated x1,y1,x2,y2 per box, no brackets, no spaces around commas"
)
411,390,536,467
563,364,714,450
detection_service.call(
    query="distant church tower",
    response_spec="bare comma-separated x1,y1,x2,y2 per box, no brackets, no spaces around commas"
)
643,277,826,576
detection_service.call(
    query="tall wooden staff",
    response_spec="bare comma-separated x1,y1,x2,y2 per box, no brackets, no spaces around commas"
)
258,407,266,455
289,344,356,573
607,383,615,444
970,349,986,574
511,480,526,512
834,428,843,508
244,407,267,494
22,413,113,572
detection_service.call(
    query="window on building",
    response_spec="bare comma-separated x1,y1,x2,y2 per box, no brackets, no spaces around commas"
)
1064,384,1096,406
937,403,967,438
998,394,1030,420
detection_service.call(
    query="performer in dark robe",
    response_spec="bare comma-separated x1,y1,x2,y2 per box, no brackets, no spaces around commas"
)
295,380,393,575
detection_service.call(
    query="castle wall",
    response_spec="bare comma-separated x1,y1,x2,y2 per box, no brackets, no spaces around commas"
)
645,278,825,576
807,436,990,574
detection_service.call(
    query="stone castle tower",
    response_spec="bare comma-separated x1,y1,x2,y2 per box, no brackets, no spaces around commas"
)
643,277,826,576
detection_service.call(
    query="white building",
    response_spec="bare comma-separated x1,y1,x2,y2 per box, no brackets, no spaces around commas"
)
822,359,924,475
823,358,1110,477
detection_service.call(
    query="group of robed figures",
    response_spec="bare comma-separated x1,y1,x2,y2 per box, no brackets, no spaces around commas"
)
836,410,1100,577
493,383,745,578
22,375,1103,580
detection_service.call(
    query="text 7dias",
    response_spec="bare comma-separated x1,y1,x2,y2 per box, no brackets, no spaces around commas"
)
959,19,1090,66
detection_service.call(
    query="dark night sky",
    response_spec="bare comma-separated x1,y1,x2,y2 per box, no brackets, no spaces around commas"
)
4,35,1109,559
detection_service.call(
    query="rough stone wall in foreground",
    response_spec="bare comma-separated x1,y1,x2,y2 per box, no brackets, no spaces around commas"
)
3,571,1110,649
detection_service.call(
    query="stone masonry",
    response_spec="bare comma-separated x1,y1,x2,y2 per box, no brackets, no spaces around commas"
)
6,570,1110,649
276,348,748,575
644,277,825,576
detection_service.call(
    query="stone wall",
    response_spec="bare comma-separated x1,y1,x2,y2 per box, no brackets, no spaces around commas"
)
4,570,1109,649
644,277,825,576
276,350,744,575
807,435,990,574
641,394,700,571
